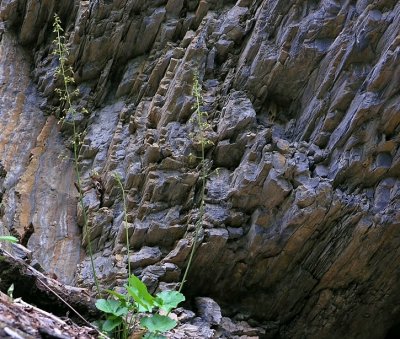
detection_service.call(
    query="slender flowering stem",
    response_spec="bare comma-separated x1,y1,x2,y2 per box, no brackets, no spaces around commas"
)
53,14,100,295
179,75,208,293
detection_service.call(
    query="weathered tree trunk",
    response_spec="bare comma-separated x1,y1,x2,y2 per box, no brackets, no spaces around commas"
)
0,294,98,339
1,0,400,338
0,247,99,323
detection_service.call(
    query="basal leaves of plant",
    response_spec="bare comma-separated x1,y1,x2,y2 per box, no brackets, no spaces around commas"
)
142,332,167,339
155,291,185,313
95,299,128,332
95,274,185,338
140,314,177,334
95,299,128,317
127,275,155,312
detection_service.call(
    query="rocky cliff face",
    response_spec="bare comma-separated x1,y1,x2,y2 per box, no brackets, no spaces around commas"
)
0,0,400,338
0,25,83,283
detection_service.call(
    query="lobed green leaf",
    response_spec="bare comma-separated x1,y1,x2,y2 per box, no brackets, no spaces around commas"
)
102,317,122,332
95,299,128,317
126,275,155,312
140,314,177,333
155,291,185,313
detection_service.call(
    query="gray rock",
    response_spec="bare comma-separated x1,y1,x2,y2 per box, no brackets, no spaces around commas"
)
128,246,163,269
227,226,244,239
166,0,184,17
218,316,267,337
163,239,192,265
195,297,222,326
3,0,400,337
262,169,293,209
218,92,256,140
116,221,135,244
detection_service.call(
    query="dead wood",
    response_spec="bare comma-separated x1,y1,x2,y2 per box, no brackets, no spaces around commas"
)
0,291,98,338
0,247,101,326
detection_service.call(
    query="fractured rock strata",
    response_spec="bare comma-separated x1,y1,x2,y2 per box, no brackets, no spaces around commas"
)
0,0,400,338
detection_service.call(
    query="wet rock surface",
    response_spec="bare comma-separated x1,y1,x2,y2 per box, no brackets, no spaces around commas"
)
0,0,400,338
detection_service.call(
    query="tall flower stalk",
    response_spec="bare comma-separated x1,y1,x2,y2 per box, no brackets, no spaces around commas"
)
179,74,210,293
52,14,100,295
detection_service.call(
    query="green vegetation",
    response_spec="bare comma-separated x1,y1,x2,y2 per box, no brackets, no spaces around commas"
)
97,173,185,338
95,173,185,338
52,14,100,295
53,16,185,338
0,236,18,243
52,14,190,339
179,74,211,292
96,275,184,338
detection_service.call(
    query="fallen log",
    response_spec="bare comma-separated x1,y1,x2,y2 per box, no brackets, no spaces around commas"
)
0,246,100,326
0,292,98,338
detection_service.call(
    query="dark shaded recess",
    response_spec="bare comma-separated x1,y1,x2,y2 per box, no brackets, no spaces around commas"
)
20,223,35,247
0,249,100,324
257,94,296,126
386,322,400,339
208,0,245,10
100,62,127,102
11,1,75,48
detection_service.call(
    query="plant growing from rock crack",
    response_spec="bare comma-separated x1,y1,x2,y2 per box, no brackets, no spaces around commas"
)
95,173,185,338
179,73,213,293
52,14,100,295
53,14,185,339
96,275,184,338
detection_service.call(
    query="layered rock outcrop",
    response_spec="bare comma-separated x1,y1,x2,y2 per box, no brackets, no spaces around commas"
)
1,0,400,338
0,27,83,283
